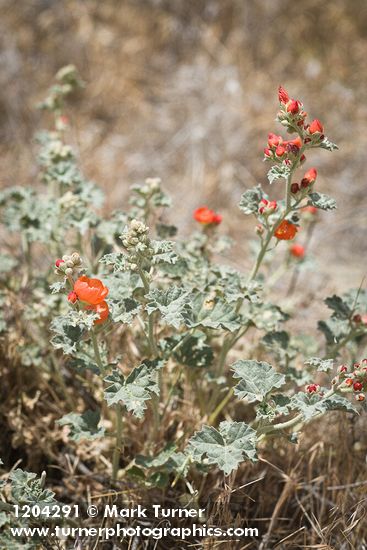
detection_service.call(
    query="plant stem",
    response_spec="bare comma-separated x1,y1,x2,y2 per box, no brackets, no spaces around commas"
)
138,267,158,357
137,266,160,440
91,330,104,373
91,329,123,481
208,387,234,425
258,387,337,437
112,403,123,482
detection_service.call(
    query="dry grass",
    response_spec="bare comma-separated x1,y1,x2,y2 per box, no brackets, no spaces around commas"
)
1,0,367,548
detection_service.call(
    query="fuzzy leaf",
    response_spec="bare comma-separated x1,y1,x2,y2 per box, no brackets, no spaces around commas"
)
100,252,128,272
238,185,263,215
182,293,241,332
188,421,257,475
50,280,66,294
57,410,105,441
135,443,187,475
146,287,192,329
325,295,351,319
256,395,292,420
151,240,178,265
290,392,357,421
232,360,286,403
267,164,290,184
104,361,161,418
9,470,57,506
110,297,141,325
305,357,334,372
320,137,338,151
50,311,96,354
172,335,214,369
307,192,337,211
247,302,288,331
263,330,290,351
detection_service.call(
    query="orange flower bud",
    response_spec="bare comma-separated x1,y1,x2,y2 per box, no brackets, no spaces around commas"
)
255,224,265,236
67,291,78,304
302,206,317,215
355,393,365,402
306,383,320,394
259,199,277,215
268,133,282,148
278,85,289,104
193,207,222,225
283,136,302,150
308,119,324,134
287,99,301,114
74,275,109,305
274,220,298,241
275,145,286,157
264,147,272,159
290,243,305,258
55,259,64,267
85,301,109,325
301,167,317,188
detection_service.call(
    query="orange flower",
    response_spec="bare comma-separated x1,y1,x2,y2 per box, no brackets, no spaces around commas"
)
85,301,109,325
193,207,222,225
290,243,305,258
73,275,109,305
274,220,298,240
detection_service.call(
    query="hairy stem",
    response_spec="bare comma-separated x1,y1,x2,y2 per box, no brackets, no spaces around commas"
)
112,404,123,482
258,387,337,437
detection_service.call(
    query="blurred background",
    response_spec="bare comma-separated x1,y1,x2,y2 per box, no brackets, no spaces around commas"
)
1,0,366,292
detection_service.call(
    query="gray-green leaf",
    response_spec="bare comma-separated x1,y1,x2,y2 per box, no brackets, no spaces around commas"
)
104,361,161,418
307,192,337,211
188,421,257,475
57,410,105,441
146,287,192,329
232,360,285,403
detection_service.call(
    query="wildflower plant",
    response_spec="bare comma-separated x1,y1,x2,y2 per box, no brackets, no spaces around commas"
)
0,69,367,545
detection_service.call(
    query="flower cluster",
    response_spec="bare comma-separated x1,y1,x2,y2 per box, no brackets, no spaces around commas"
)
55,252,83,278
193,206,222,226
258,199,277,216
264,133,305,163
121,219,154,270
336,360,367,401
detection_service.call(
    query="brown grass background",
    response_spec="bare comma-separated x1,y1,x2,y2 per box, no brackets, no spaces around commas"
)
1,1,367,548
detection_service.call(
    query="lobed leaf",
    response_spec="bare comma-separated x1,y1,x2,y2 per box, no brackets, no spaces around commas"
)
239,185,263,215
307,192,337,211
146,286,192,329
188,421,257,475
57,410,105,441
104,360,162,418
232,360,286,403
